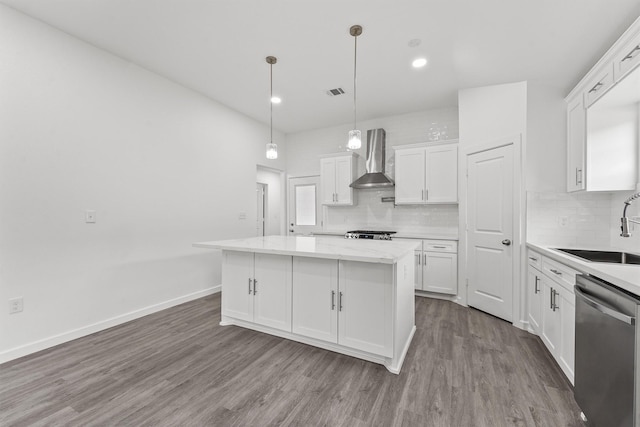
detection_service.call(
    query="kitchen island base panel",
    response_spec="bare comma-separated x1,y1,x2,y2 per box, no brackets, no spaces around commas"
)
219,315,416,374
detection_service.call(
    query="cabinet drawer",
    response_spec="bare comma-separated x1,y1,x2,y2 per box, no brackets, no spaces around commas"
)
584,63,614,107
423,240,457,253
527,250,542,270
614,32,640,81
542,256,578,291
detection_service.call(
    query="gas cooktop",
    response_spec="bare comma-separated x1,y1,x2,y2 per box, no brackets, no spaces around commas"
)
344,230,397,240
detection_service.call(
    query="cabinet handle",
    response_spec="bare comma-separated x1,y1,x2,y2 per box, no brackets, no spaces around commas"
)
552,289,559,312
253,279,257,294
588,81,603,94
339,292,343,311
534,276,540,294
529,256,538,262
421,189,424,200
331,290,335,310
550,287,554,309
416,253,421,265
550,269,562,276
248,278,252,295
335,193,338,202
576,168,582,185
423,253,427,265
425,189,429,200
622,44,640,62
433,245,446,249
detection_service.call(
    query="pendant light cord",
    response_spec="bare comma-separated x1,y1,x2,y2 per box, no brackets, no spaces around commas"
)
353,33,358,130
270,62,273,144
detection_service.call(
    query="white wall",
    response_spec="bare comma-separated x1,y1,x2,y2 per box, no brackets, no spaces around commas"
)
0,5,286,362
459,82,527,147
285,108,459,233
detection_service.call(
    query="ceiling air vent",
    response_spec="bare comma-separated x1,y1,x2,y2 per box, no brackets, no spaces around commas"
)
326,88,345,97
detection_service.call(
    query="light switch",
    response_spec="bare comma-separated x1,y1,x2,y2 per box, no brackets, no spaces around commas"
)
238,212,247,220
85,210,96,223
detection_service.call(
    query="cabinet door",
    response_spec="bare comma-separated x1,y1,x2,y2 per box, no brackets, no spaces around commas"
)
395,147,426,204
334,156,354,205
557,285,575,383
253,254,292,332
422,252,457,295
566,96,586,192
221,251,254,322
338,261,393,357
292,257,338,343
320,158,337,205
540,277,560,355
527,267,542,333
414,250,423,290
425,145,458,203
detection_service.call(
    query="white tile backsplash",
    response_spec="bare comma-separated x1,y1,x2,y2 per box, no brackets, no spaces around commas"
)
527,191,613,247
325,188,458,234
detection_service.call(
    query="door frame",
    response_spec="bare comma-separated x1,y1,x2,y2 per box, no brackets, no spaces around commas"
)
458,134,527,330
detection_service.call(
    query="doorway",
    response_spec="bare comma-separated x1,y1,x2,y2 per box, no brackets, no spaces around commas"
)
256,165,285,236
256,183,267,236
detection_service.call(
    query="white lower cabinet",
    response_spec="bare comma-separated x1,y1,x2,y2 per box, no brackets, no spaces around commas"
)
292,257,393,357
414,240,458,295
527,251,543,333
222,251,292,332
530,251,577,384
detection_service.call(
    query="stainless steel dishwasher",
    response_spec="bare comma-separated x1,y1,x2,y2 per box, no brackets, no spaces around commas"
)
575,274,640,426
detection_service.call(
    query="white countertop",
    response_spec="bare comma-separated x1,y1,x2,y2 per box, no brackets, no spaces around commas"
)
194,235,421,264
312,231,459,241
527,243,640,296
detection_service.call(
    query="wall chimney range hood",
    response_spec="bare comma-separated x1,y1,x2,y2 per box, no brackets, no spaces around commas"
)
349,128,395,189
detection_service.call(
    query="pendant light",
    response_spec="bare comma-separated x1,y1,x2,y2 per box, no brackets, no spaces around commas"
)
347,25,362,150
265,56,278,160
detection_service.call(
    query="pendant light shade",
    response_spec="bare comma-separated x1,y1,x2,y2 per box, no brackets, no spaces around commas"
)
347,25,362,150
266,56,278,159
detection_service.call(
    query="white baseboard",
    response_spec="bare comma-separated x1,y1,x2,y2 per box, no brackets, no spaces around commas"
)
0,285,221,365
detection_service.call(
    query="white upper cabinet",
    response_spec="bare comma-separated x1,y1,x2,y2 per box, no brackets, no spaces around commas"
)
566,96,586,192
320,153,357,206
565,16,640,193
394,142,458,205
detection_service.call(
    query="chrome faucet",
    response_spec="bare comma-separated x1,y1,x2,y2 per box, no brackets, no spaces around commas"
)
621,192,640,237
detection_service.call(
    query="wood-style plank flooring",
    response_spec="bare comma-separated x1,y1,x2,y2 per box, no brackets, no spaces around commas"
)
0,294,585,426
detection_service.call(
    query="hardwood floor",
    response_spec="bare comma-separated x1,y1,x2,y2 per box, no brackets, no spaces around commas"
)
0,294,585,426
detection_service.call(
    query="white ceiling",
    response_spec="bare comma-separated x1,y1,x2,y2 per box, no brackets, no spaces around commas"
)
3,0,640,134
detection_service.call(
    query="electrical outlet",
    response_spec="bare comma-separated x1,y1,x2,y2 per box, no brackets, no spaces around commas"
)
9,297,23,314
85,210,96,223
559,216,569,227
238,212,247,220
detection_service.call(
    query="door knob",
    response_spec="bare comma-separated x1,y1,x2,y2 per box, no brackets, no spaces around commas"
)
289,229,294,233
501,239,512,246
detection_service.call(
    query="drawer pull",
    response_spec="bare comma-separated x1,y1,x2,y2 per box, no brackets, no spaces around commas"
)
331,290,336,310
550,269,562,276
622,44,640,62
529,256,538,262
432,245,447,249
588,81,604,93
534,276,540,294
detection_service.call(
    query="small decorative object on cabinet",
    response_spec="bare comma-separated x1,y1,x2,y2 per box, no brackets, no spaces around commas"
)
394,141,458,204
320,152,358,206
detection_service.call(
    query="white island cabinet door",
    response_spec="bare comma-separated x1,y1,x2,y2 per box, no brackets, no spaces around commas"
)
338,261,393,357
292,257,338,343
253,254,292,332
222,251,254,322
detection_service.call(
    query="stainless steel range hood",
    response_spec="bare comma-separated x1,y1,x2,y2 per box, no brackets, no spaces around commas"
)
349,128,395,189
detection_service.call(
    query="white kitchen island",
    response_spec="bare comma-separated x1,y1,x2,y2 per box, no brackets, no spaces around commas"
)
194,235,419,374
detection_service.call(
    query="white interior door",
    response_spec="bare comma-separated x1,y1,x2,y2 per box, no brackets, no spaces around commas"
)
466,144,514,322
288,176,322,235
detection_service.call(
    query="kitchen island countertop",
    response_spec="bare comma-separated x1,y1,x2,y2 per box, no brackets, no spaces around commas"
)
194,235,420,264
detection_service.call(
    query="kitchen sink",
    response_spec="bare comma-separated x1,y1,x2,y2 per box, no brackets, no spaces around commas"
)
555,248,640,265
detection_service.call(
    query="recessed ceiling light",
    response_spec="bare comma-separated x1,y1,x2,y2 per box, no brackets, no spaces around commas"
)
412,58,427,68
270,96,281,104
